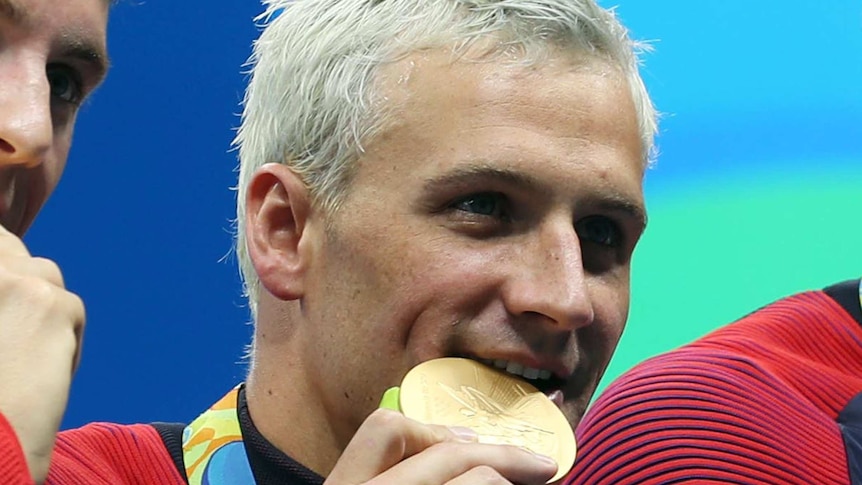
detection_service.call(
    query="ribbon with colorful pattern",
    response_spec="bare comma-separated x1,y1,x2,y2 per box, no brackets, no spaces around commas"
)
182,386,255,484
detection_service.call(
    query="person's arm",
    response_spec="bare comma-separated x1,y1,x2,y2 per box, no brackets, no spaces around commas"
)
0,224,85,484
46,423,186,484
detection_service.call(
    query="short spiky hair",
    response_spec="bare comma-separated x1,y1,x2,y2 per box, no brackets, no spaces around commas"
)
234,0,658,319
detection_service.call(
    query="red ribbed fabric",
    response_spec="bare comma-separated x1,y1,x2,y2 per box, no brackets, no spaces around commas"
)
567,291,861,484
46,423,184,485
0,411,32,484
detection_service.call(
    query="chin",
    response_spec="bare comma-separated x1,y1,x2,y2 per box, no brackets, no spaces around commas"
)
560,401,586,430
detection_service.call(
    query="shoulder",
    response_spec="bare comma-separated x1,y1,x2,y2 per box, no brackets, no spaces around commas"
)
568,284,862,485
48,422,185,485
569,348,851,484
0,411,31,484
696,285,861,352
823,278,862,324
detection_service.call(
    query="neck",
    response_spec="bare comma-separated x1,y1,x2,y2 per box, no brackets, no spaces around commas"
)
244,303,346,476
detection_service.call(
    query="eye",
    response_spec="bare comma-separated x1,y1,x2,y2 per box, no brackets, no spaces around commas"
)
47,64,84,105
452,192,509,219
576,216,622,248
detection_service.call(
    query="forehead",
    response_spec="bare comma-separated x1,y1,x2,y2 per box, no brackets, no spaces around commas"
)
378,50,636,139
335,49,646,232
1,0,109,75
0,0,108,34
366,51,644,185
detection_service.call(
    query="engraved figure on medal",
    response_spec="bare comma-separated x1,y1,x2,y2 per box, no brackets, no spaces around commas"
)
436,374,556,452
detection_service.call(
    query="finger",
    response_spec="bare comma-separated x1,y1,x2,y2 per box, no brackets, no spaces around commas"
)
326,409,471,484
1,256,66,288
30,257,65,288
40,287,87,375
445,465,513,485
369,441,557,485
0,223,31,257
59,290,86,375
28,288,86,379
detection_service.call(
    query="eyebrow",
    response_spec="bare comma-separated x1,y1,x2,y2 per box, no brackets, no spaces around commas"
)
0,0,111,82
60,35,111,84
0,0,27,24
422,165,544,195
593,195,648,233
422,164,648,230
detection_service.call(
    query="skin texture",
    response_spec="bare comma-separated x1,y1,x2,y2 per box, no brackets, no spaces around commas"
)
244,51,645,483
0,0,108,482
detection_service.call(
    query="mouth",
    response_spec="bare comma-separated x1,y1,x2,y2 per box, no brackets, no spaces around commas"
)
467,356,570,407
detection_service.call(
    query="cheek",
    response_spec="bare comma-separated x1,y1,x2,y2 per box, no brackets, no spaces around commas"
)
581,278,630,389
324,207,510,342
394,252,507,346
46,130,73,191
44,161,65,195
591,273,631,338
401,239,506,299
356,246,503,343
348,221,505,300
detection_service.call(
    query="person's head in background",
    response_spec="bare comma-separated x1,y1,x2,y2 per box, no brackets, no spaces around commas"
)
0,0,110,235
235,0,657,474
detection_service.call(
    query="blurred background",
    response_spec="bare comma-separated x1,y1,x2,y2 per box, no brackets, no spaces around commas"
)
28,1,861,429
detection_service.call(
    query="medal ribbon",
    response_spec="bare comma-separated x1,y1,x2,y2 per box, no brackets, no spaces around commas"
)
181,385,255,484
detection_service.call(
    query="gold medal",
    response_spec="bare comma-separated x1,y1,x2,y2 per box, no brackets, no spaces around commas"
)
399,357,576,483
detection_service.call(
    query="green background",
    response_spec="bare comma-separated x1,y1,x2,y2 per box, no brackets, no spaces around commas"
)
598,164,862,396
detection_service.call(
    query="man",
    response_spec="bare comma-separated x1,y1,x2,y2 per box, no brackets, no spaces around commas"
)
0,0,109,483
567,277,862,484
16,0,658,483
229,0,653,482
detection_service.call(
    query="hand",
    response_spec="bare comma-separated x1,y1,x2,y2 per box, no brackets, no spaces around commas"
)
0,224,85,484
325,409,558,485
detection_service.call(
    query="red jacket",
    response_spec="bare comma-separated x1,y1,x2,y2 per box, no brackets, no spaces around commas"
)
567,280,862,484
0,416,183,484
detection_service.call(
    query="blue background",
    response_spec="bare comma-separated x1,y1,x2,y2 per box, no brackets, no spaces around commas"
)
25,1,861,429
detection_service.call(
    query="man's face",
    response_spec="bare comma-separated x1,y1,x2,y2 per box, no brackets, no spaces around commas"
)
297,52,645,438
0,0,108,235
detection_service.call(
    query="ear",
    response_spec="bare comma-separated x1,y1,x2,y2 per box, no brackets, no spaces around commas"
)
244,163,314,301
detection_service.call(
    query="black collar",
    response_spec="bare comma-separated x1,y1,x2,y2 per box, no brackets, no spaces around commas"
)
824,278,862,326
154,385,324,485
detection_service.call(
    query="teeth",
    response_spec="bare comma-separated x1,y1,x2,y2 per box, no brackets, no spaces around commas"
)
505,362,524,375
479,358,552,381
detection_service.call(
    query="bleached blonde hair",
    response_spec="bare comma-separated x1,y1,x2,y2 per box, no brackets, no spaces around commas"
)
234,0,658,319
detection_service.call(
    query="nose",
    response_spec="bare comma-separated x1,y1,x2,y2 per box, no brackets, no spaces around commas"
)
503,222,595,330
0,61,52,168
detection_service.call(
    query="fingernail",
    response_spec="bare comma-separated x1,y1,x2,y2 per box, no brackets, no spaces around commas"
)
448,426,478,442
